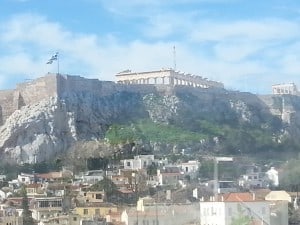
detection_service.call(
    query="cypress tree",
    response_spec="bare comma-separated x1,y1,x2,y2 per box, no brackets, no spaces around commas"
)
21,185,34,225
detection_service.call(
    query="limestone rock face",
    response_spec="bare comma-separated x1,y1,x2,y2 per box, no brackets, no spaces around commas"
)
0,97,77,163
2,75,300,163
143,94,179,123
0,88,149,163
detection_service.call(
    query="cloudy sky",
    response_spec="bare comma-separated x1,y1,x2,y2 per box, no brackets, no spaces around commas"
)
1,0,300,94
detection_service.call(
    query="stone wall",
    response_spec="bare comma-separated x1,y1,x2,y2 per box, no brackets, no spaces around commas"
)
0,74,57,125
0,90,15,124
16,74,58,105
0,73,184,125
56,74,117,97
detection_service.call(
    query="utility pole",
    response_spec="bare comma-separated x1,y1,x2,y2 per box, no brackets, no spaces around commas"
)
133,172,139,225
156,184,159,225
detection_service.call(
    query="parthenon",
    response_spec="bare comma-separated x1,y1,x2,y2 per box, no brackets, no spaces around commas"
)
115,69,224,89
272,83,298,95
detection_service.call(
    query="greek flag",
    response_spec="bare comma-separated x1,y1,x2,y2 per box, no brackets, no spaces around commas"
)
46,52,59,64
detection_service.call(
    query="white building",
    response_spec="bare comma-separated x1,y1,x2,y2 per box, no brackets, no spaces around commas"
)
123,155,155,170
266,167,279,187
200,193,271,225
17,172,35,184
157,166,182,186
81,170,104,184
238,165,267,189
264,190,289,225
0,204,22,225
180,160,200,179
121,197,199,225
31,197,63,222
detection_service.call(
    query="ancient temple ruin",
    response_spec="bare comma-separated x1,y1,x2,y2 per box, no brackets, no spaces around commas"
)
115,69,224,89
272,83,298,95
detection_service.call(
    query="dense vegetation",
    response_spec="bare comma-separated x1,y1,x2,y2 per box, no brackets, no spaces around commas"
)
105,119,206,145
105,118,299,156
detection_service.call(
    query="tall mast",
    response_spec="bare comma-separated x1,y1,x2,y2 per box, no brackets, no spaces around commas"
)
173,45,176,71
57,52,60,75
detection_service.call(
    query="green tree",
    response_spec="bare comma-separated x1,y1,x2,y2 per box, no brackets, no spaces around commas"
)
279,159,300,191
231,204,252,225
231,215,252,225
198,160,214,180
21,185,34,225
288,203,300,224
89,177,117,201
147,163,158,176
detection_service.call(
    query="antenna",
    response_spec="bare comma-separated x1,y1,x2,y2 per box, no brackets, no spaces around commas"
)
173,45,176,71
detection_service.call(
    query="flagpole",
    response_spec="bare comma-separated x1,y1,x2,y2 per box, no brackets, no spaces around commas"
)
57,53,60,75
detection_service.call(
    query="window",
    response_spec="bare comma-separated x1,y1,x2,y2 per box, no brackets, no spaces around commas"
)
96,193,102,199
39,201,50,208
52,200,62,207
84,209,88,215
73,217,77,221
127,162,131,166
95,209,100,215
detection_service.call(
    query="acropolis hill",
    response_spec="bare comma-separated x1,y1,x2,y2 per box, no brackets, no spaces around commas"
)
0,70,223,125
0,72,299,163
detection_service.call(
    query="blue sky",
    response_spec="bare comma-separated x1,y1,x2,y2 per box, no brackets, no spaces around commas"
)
1,0,300,94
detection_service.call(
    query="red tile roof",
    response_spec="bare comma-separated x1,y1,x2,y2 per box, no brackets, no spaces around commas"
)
222,192,256,202
36,172,62,179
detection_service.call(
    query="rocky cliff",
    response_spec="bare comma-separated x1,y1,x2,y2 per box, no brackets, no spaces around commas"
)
0,74,299,163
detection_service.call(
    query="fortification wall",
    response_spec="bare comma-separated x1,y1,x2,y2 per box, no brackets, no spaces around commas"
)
0,73,201,125
56,74,158,97
15,74,58,105
56,74,118,97
0,74,58,125
0,90,15,124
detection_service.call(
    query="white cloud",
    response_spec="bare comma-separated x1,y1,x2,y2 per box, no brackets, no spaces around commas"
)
190,19,300,43
213,40,264,62
1,12,300,94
